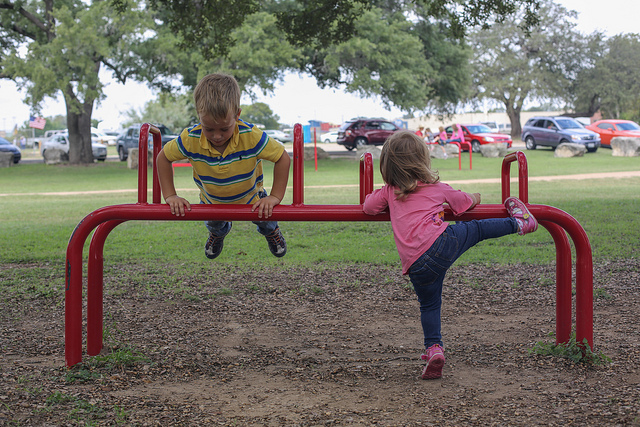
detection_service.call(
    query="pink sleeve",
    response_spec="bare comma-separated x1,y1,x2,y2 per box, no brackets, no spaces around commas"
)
442,184,474,216
363,187,390,215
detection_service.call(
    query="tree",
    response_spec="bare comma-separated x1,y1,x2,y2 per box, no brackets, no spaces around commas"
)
240,102,280,129
149,0,540,114
122,93,195,131
573,34,640,122
1,0,150,164
469,0,586,136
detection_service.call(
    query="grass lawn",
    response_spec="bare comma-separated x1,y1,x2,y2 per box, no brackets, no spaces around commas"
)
1,148,638,274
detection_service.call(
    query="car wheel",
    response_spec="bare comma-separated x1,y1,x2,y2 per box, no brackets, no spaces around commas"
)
525,136,536,150
353,137,368,149
324,139,331,143
471,140,481,153
587,147,598,153
118,146,127,161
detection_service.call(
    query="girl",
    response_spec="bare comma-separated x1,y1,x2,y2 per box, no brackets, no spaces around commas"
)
363,131,537,379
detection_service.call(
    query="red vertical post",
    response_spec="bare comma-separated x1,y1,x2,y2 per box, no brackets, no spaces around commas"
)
359,152,374,204
87,220,126,355
314,128,318,171
292,124,304,206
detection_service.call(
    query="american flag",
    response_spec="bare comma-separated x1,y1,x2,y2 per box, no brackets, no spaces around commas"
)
29,116,46,130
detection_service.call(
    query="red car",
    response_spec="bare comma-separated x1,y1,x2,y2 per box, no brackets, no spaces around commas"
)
445,124,513,153
585,119,640,148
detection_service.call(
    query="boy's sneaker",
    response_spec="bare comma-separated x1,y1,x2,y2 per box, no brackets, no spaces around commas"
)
505,197,538,236
205,227,230,259
421,344,445,380
265,227,287,257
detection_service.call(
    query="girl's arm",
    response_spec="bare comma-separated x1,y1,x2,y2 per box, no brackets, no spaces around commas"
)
467,192,481,209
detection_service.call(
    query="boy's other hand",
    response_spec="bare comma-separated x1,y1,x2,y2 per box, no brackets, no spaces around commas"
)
252,195,280,219
166,195,191,217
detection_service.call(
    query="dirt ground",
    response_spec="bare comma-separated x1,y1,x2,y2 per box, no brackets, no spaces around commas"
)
1,258,639,426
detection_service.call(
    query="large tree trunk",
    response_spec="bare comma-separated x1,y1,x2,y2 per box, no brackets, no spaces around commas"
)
65,100,95,164
63,65,98,164
506,104,522,139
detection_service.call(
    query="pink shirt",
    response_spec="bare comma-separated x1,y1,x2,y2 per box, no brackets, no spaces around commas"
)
455,125,464,142
363,182,474,274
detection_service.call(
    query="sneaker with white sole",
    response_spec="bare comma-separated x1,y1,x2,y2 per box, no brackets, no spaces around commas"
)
421,344,445,379
265,227,287,257
504,197,538,236
205,225,231,259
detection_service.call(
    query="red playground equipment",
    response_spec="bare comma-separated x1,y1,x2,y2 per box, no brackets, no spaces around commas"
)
64,123,594,367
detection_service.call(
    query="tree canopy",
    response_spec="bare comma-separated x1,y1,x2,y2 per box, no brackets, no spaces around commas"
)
2,0,542,163
469,0,587,136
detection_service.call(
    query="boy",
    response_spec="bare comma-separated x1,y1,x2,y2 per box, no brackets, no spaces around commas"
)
156,73,291,259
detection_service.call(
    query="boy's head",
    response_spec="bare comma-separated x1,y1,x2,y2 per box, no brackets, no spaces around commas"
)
194,73,242,149
194,73,241,122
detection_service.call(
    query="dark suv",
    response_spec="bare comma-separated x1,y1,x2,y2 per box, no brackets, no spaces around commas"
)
116,124,178,161
521,116,600,153
336,118,400,150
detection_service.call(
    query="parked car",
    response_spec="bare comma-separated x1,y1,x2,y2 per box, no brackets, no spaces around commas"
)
521,116,600,152
480,121,500,133
40,132,107,161
336,118,400,150
264,129,291,143
0,137,21,164
320,131,340,143
585,119,640,148
116,124,177,161
444,124,513,153
91,128,117,146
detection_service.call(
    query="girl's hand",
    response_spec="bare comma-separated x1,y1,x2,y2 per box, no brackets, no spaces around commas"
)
252,195,280,219
166,195,191,217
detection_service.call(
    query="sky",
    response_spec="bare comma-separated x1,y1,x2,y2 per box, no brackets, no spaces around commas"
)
1,0,638,134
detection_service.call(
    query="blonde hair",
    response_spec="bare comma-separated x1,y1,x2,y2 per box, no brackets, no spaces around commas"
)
380,131,440,200
194,73,241,121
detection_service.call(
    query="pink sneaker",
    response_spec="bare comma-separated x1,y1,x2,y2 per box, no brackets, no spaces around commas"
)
420,344,445,379
504,197,538,236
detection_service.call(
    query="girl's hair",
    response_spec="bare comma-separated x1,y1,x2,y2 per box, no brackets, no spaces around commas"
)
438,126,444,132
194,73,241,121
380,131,439,200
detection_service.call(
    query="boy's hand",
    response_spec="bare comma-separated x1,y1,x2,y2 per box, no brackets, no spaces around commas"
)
252,195,280,219
165,195,191,217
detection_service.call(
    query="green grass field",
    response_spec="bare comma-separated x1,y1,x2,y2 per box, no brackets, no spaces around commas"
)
1,148,638,277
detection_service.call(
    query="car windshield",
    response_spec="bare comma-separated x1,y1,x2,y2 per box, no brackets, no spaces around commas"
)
556,118,582,130
0,138,11,145
467,125,492,133
617,122,640,131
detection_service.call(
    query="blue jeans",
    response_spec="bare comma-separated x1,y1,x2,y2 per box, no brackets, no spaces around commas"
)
204,190,278,237
408,218,517,349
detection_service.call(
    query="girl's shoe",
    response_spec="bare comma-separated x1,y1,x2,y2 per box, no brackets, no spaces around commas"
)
421,344,445,379
504,197,538,235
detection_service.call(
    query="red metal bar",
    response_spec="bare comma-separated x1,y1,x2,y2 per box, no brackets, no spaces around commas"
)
359,152,374,204
66,129,593,367
87,220,126,355
425,141,472,171
293,124,304,206
501,151,529,203
539,220,572,345
137,124,162,204
314,128,318,172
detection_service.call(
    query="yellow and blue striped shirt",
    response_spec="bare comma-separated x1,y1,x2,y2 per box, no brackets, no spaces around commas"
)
163,120,285,205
